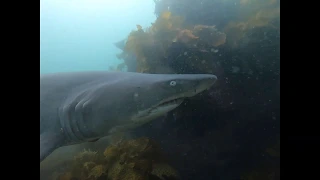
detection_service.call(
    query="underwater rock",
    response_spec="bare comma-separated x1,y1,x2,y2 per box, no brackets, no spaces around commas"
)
112,1,280,179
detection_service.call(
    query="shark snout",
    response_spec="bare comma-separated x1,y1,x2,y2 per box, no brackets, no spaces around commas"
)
200,74,217,83
193,74,217,93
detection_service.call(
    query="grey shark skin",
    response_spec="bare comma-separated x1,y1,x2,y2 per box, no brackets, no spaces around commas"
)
40,71,217,162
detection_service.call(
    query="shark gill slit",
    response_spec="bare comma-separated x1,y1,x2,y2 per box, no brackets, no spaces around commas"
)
61,103,85,143
70,101,87,142
75,99,93,141
60,105,75,143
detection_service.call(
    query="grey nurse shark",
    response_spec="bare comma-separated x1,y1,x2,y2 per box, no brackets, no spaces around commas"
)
40,71,217,162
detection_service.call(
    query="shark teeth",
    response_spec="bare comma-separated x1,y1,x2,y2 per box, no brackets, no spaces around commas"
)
147,98,184,115
154,95,185,107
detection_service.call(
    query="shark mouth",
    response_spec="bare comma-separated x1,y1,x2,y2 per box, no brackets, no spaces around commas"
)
132,97,185,122
151,97,185,112
156,97,185,108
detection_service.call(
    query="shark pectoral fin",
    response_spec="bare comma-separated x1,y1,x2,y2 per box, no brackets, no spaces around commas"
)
40,131,63,162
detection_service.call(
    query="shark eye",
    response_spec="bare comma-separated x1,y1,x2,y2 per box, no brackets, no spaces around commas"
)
170,81,176,86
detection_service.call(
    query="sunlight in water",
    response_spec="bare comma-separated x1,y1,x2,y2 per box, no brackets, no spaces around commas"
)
41,0,141,14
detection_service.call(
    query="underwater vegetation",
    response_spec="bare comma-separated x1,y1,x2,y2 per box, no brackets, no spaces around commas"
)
116,11,227,73
53,137,180,180
116,0,279,74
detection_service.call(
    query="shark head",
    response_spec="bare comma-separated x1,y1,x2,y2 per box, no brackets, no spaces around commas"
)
128,73,217,124
74,72,217,138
